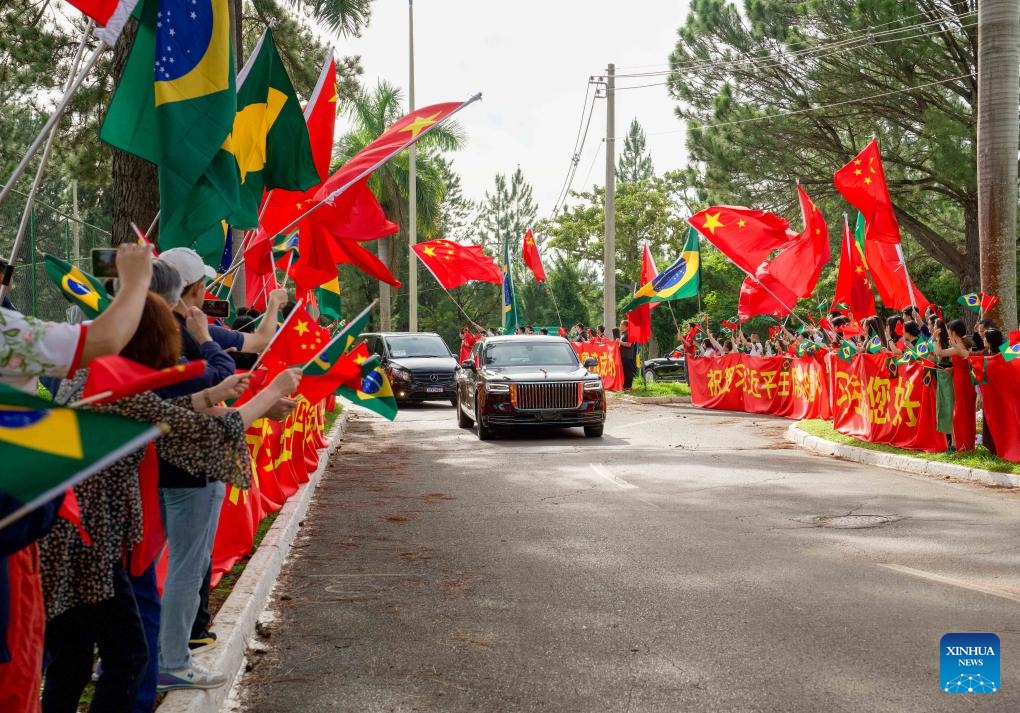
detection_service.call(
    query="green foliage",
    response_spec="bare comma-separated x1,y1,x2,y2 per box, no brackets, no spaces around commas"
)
668,0,983,302
476,166,538,256
617,118,654,183
625,381,691,398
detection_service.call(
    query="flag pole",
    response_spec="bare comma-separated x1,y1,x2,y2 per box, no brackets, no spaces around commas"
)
543,279,564,328
0,26,96,302
411,251,484,329
269,94,483,245
0,41,105,212
300,299,377,373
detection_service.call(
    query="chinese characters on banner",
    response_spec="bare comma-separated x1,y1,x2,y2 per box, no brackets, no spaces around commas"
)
571,340,624,392
688,353,831,420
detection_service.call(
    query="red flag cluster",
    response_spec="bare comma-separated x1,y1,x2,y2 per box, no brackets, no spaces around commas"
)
412,239,502,289
626,244,658,345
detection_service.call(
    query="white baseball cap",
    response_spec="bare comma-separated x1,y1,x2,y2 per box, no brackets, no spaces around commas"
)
160,247,216,286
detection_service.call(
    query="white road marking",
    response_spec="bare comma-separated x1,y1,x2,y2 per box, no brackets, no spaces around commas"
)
589,463,637,490
879,564,1020,605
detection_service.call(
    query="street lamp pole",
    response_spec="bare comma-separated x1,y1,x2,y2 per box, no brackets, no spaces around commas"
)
408,0,419,331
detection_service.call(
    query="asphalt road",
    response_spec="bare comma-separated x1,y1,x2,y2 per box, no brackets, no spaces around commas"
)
238,398,1020,712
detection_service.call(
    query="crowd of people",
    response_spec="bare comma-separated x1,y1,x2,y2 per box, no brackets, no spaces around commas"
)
685,305,1013,455
1,245,308,713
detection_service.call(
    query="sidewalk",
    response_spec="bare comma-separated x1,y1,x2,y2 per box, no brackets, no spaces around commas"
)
786,423,1020,489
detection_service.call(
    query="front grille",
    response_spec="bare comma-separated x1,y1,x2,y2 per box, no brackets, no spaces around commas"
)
511,382,582,410
410,371,454,386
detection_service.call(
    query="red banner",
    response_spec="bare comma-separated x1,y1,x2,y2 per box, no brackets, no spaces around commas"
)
572,340,623,391
829,353,946,453
979,356,1020,463
688,353,831,420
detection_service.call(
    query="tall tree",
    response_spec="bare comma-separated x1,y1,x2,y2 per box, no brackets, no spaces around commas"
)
617,118,654,183
667,0,993,301
477,167,538,257
976,0,1019,330
335,81,465,330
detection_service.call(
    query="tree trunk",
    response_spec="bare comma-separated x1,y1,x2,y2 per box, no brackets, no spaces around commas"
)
377,235,391,330
110,20,158,246
976,0,1020,331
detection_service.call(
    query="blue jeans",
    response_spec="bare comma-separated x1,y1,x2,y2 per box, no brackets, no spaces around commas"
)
128,563,160,713
158,482,225,672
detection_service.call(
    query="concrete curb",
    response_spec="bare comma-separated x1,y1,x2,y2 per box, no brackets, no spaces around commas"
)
157,409,350,713
786,423,1020,488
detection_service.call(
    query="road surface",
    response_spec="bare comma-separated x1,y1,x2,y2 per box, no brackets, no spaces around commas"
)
237,398,1020,712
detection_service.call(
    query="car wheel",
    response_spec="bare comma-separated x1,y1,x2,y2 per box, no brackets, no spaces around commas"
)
475,396,493,441
643,368,656,383
584,424,604,438
457,393,474,429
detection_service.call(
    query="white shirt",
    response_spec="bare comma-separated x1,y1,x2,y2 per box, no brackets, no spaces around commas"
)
0,307,86,392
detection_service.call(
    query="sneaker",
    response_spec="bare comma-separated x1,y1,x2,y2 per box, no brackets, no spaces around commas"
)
188,629,218,652
157,663,228,691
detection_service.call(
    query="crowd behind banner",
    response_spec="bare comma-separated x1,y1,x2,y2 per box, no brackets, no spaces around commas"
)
684,307,1020,462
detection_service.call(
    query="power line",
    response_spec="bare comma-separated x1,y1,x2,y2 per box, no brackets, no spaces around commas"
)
643,72,974,135
611,12,976,79
550,79,602,218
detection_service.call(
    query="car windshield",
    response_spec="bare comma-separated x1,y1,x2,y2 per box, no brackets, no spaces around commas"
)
483,342,580,368
385,335,451,359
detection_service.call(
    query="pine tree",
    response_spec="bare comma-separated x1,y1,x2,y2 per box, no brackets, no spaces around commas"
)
617,118,654,183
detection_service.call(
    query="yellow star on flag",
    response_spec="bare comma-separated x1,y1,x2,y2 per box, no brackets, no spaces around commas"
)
864,177,872,185
702,211,725,235
400,111,442,139
422,246,436,257
854,169,862,176
295,320,309,336
737,219,747,229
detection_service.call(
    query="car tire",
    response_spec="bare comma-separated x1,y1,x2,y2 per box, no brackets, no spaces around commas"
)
584,424,604,438
457,393,474,429
643,368,656,383
475,397,493,441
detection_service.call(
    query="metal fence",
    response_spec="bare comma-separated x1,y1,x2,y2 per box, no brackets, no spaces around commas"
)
0,188,111,322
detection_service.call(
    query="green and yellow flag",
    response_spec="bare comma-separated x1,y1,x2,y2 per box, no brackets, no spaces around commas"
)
620,227,700,312
303,302,373,376
316,278,343,323
100,0,239,264
43,255,111,318
0,386,161,530
337,356,397,421
230,29,319,227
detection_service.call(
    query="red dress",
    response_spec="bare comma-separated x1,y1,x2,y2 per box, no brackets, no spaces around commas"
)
951,354,977,451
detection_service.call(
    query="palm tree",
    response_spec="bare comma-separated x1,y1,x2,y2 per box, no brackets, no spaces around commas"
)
336,80,466,329
976,0,1019,330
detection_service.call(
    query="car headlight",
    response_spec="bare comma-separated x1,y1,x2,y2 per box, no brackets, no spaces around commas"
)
486,382,510,393
583,379,603,391
389,366,411,381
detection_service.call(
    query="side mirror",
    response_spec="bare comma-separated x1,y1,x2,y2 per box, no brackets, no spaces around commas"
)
460,359,476,370
583,357,598,369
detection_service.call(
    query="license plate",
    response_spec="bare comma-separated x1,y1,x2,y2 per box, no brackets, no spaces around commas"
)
536,411,562,421
426,386,443,393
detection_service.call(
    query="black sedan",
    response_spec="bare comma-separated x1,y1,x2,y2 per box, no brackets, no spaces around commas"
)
455,335,606,440
641,347,688,384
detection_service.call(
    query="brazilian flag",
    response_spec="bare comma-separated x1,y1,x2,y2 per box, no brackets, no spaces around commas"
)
957,293,982,314
501,239,521,334
100,0,239,265
316,278,343,323
837,341,856,363
865,335,884,354
0,386,160,530
1001,342,1020,362
42,255,111,318
337,357,397,421
620,227,700,312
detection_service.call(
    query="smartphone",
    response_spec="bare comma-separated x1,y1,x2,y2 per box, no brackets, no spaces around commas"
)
91,248,119,278
201,299,230,318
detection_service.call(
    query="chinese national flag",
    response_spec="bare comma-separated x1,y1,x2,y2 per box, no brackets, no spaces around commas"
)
287,216,401,293
688,206,793,276
63,0,139,44
833,220,876,319
737,269,800,322
766,185,830,298
626,243,658,344
412,239,503,289
260,303,330,374
82,356,207,402
521,229,546,282
296,342,367,405
833,139,900,244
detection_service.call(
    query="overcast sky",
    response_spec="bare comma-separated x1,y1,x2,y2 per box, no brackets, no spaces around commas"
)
338,1,692,218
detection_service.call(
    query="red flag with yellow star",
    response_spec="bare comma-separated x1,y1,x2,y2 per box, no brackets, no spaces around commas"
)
766,185,830,298
521,229,547,282
833,139,900,244
833,217,876,319
688,206,792,276
259,303,330,374
412,239,503,289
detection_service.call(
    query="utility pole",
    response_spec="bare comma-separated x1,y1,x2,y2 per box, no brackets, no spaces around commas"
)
407,0,418,331
603,63,616,330
71,179,80,265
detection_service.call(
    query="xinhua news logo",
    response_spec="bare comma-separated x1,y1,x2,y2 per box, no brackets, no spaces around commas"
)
940,633,1000,694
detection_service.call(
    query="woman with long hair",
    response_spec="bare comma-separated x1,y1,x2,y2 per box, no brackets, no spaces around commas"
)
39,294,301,713
934,319,976,452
